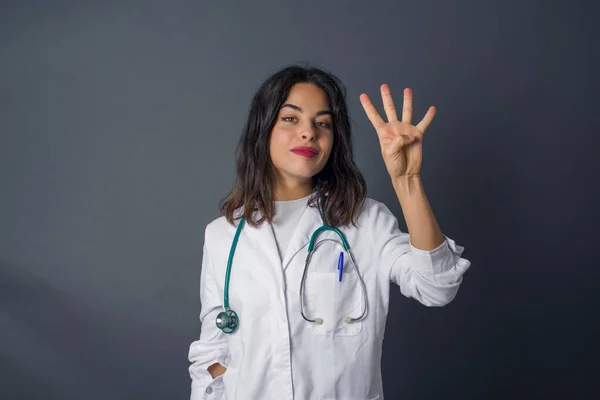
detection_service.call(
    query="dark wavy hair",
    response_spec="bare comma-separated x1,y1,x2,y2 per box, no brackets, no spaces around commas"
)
219,64,367,228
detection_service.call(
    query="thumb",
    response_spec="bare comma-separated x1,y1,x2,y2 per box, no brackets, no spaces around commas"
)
396,135,415,148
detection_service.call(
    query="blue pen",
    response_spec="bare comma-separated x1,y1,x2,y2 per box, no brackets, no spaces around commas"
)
338,252,344,282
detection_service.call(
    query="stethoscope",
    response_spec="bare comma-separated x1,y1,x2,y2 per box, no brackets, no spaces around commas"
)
215,203,368,334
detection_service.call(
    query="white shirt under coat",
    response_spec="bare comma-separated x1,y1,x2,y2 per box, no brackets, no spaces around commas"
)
188,196,472,400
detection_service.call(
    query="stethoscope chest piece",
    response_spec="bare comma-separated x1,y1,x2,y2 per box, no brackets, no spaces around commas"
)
216,308,238,334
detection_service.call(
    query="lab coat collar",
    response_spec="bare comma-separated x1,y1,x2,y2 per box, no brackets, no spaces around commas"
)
229,207,282,273
230,202,323,271
281,203,322,269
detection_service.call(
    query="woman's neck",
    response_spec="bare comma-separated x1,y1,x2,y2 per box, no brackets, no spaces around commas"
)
272,181,313,201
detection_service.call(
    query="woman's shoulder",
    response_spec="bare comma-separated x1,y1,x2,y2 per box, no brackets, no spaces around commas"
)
358,197,395,220
205,215,229,232
205,214,240,235
361,196,384,209
334,196,397,232
204,207,245,240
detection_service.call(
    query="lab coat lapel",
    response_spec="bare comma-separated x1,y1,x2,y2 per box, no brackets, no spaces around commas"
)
244,214,281,266
281,204,322,270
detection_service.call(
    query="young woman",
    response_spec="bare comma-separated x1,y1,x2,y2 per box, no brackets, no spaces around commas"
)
188,64,471,400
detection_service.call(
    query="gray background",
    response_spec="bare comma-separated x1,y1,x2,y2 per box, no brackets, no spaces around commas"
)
1,0,598,399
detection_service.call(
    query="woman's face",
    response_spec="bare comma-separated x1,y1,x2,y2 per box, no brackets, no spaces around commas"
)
269,83,334,190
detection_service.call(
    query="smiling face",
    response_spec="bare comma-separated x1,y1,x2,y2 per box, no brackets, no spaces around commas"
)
269,83,334,199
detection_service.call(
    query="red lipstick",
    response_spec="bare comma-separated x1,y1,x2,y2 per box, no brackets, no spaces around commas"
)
291,147,318,158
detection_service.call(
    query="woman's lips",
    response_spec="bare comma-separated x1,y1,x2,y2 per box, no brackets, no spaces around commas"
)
291,148,318,158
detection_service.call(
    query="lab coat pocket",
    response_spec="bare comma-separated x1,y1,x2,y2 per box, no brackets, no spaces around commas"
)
304,246,364,336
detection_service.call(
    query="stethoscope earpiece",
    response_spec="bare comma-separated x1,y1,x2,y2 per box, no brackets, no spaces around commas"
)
299,234,368,325
312,316,354,325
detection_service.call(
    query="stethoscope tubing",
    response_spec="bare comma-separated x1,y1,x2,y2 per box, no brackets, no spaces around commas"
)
218,210,369,334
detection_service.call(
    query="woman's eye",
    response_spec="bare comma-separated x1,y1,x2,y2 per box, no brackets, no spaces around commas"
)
316,121,332,129
282,116,296,122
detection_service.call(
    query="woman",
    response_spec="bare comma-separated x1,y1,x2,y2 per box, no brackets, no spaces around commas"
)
188,64,471,400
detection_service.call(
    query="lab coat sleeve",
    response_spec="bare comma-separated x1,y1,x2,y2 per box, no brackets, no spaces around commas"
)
370,200,471,306
188,241,229,400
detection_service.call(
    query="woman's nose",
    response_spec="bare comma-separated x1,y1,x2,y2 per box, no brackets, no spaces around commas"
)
300,123,317,141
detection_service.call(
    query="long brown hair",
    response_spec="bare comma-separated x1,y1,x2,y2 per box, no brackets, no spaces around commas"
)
220,64,367,228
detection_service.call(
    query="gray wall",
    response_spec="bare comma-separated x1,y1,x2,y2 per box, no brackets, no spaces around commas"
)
1,1,598,398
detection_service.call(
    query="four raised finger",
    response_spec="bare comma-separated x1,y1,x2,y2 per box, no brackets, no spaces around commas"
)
380,84,398,122
359,93,386,131
416,106,436,133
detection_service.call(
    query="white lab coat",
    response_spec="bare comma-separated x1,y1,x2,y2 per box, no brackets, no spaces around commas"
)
188,197,471,400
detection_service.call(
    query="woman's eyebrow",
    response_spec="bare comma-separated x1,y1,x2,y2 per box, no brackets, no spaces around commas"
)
281,103,332,116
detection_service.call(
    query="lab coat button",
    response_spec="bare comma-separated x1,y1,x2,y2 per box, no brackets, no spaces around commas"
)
206,386,213,394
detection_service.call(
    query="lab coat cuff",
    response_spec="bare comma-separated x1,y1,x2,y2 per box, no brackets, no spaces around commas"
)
409,235,465,275
189,347,228,399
